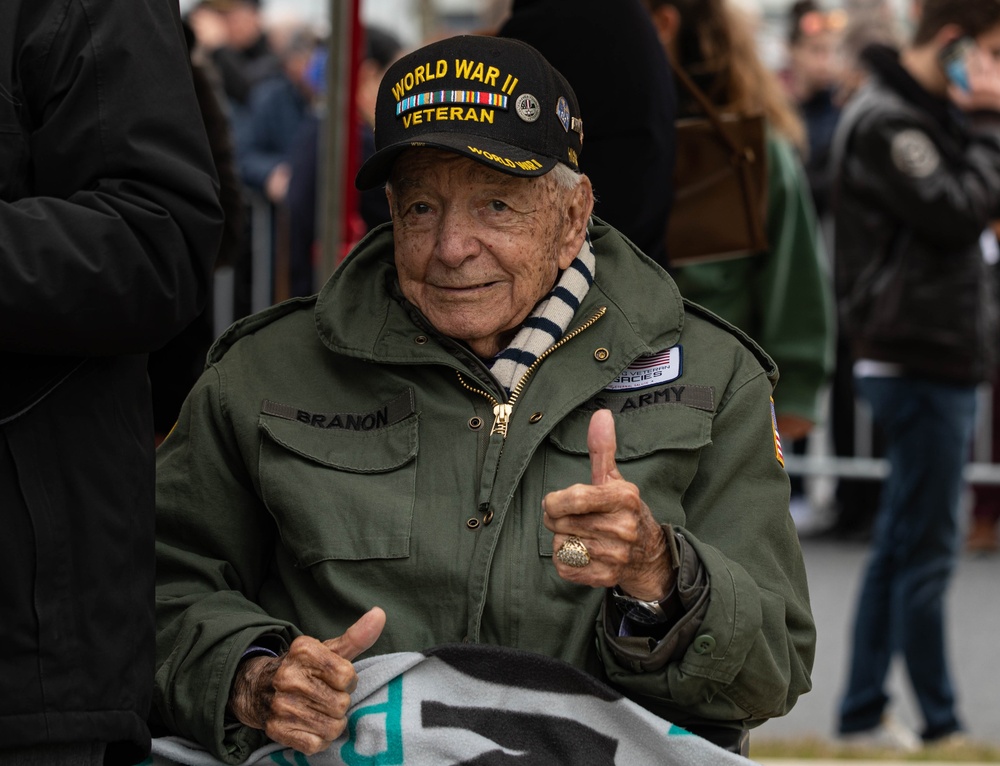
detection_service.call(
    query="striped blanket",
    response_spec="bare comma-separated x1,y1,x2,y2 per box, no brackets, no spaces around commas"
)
147,644,755,766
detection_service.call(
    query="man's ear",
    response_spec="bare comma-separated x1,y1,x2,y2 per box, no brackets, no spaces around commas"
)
932,22,966,51
648,4,682,56
385,183,396,222
558,174,594,269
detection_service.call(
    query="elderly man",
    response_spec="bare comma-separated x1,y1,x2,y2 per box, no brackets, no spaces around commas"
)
153,35,814,763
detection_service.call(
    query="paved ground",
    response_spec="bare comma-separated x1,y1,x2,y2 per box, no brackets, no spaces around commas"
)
757,761,997,766
750,536,1000,748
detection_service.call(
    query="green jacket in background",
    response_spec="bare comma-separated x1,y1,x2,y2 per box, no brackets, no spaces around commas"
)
153,220,815,763
673,132,835,423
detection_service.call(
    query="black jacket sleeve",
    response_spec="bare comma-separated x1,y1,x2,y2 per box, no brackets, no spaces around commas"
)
0,0,224,356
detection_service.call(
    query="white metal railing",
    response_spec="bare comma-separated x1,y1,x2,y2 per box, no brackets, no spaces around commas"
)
783,384,1000,485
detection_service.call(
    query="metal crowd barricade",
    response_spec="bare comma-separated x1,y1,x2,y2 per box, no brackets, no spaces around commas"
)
212,192,277,339
783,383,1000,485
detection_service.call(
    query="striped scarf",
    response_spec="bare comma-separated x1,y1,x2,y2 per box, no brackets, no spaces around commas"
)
489,233,596,396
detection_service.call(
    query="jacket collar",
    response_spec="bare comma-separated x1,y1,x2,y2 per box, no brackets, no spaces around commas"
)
861,43,965,139
314,218,683,367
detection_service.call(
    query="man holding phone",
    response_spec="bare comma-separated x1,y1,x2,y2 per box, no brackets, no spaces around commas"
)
940,36,977,92
832,0,1000,751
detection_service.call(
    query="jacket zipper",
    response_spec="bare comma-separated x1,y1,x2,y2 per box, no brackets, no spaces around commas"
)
456,305,608,438
456,306,607,527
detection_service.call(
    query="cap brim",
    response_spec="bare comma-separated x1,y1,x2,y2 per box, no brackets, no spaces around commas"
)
355,132,560,190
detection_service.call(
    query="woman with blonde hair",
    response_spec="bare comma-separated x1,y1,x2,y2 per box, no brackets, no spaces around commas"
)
647,0,807,148
644,0,835,530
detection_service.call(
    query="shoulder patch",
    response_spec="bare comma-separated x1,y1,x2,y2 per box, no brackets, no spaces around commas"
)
770,397,785,466
890,129,940,178
606,346,682,391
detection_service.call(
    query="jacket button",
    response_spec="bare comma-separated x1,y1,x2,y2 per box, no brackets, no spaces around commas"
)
693,635,716,655
594,347,610,361
466,518,480,530
468,416,484,430
414,335,428,345
528,411,544,424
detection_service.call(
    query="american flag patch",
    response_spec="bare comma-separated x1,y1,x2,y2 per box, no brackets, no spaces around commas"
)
605,346,682,392
770,398,784,467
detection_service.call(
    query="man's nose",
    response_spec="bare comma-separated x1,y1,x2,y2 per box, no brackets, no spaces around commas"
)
434,206,480,266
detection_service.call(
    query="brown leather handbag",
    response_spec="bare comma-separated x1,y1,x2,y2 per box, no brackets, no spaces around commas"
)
666,62,769,266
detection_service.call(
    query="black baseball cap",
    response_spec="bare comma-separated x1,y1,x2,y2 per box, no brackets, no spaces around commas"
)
355,35,584,190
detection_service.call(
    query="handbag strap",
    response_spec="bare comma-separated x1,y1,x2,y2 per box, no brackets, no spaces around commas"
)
668,52,768,249
668,53,745,158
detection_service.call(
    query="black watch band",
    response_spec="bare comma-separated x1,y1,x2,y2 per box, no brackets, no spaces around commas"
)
612,585,676,625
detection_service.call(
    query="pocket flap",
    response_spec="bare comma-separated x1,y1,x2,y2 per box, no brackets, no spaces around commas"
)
258,392,417,473
548,404,712,460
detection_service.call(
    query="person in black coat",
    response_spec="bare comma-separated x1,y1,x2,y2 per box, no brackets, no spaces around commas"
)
0,1,223,763
498,0,677,268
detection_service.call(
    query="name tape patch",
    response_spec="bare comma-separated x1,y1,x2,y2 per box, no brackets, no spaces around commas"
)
583,384,715,415
605,346,682,392
261,390,415,432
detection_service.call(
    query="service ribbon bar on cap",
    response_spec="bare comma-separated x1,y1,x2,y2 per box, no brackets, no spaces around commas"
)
396,90,509,117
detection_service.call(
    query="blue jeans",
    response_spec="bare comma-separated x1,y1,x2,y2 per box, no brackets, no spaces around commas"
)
838,376,976,740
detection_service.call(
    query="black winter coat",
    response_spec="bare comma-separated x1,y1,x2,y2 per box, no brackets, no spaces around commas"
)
0,0,223,762
833,46,1000,384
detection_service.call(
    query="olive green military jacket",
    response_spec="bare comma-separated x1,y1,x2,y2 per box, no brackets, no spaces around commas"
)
154,220,815,763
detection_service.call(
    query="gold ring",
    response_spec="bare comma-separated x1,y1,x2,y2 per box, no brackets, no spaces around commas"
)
556,536,590,567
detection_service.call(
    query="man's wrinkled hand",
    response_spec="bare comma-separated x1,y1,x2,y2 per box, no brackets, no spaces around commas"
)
543,409,673,601
228,607,386,756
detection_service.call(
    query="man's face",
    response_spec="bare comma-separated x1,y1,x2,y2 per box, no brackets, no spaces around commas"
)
975,21,1000,60
223,4,262,50
387,150,591,359
790,31,841,94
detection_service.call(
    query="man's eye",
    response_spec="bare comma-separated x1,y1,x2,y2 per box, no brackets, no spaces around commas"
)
487,200,509,212
408,202,431,215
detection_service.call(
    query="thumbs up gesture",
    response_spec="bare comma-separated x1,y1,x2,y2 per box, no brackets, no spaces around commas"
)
227,607,387,755
543,409,674,601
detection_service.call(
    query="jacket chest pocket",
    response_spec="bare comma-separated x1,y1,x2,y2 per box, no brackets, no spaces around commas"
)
258,410,419,567
538,404,712,555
